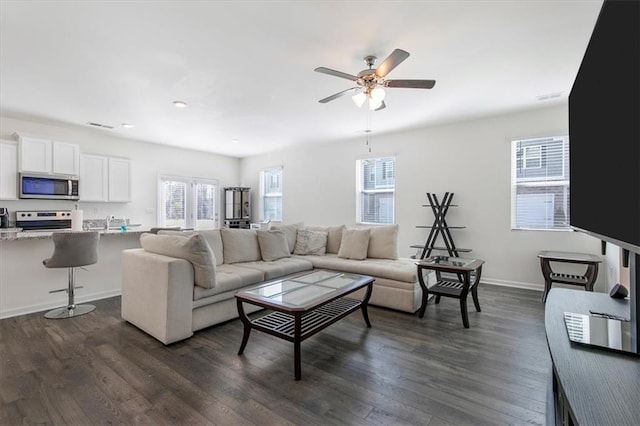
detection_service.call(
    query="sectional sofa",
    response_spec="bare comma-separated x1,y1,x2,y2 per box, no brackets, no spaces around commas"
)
121,224,424,344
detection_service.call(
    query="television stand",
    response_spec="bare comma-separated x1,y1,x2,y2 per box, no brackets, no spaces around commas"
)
545,288,639,425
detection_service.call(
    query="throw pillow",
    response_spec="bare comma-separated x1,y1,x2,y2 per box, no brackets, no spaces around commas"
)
220,228,262,264
367,224,399,260
256,229,291,261
337,228,371,260
307,225,345,254
140,233,216,289
270,222,304,254
158,229,224,265
294,229,328,255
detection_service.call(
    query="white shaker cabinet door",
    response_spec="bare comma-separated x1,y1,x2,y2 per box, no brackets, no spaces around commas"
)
0,141,18,200
19,135,52,173
108,158,131,202
80,154,109,202
52,141,80,175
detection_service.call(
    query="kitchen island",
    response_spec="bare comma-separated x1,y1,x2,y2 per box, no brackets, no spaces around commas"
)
0,228,149,318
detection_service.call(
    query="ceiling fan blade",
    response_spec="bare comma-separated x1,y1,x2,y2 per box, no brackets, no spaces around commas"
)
314,67,358,81
384,79,436,89
375,49,410,77
374,101,386,111
319,87,357,103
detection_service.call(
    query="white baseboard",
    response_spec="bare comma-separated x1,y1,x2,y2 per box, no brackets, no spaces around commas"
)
0,289,122,320
481,277,544,292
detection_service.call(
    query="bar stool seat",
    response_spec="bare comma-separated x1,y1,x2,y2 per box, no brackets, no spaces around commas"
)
43,231,100,319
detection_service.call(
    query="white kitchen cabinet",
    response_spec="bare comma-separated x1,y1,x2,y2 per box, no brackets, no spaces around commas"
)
19,135,52,173
108,158,131,202
80,155,131,202
18,134,79,175
80,154,109,201
52,141,80,175
0,141,18,200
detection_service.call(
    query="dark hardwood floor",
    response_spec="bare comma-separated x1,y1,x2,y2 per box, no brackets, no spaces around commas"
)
0,284,550,425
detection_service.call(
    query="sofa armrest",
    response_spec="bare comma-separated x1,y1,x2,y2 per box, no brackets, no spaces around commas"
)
121,248,194,344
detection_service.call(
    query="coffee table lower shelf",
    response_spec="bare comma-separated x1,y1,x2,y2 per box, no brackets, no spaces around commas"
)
251,297,363,341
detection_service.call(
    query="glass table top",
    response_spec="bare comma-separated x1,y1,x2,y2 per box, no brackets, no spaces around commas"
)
244,271,362,307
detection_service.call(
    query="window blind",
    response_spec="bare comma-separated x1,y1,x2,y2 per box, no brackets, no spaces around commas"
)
357,156,395,224
260,166,283,221
511,136,570,230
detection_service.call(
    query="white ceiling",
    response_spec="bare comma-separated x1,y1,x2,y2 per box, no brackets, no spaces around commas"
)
0,1,603,158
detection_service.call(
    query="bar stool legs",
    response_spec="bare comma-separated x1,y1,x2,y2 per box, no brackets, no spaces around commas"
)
44,267,96,319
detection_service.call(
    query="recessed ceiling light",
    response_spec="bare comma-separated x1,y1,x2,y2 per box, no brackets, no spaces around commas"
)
232,139,239,144
173,100,188,108
121,123,134,128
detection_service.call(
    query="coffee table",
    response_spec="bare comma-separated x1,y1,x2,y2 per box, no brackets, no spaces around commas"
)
235,270,374,380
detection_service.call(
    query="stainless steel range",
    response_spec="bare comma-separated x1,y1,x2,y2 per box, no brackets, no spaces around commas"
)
16,210,73,231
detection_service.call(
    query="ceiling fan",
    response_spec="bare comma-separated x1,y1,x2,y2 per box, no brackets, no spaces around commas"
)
314,48,436,111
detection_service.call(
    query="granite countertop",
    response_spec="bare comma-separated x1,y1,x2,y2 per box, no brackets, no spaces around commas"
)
0,227,151,242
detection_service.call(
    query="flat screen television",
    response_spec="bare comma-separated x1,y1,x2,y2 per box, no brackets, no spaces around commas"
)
569,0,639,354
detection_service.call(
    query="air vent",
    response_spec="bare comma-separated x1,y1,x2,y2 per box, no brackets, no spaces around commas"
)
86,122,115,129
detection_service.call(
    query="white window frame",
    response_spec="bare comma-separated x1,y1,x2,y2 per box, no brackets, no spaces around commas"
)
356,155,396,225
260,166,283,222
157,174,219,229
510,136,570,231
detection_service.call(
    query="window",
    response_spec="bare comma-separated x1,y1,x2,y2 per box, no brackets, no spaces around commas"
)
260,166,283,221
357,156,395,224
511,136,570,230
158,175,218,229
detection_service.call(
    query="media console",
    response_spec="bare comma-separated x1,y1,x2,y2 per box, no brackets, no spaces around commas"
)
545,289,640,425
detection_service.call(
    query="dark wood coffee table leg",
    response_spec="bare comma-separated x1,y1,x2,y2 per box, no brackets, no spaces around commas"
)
237,299,252,355
459,272,471,328
294,314,302,380
417,266,430,318
471,267,482,312
360,282,373,327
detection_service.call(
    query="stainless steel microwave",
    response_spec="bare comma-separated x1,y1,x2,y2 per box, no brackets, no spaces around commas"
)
19,173,80,200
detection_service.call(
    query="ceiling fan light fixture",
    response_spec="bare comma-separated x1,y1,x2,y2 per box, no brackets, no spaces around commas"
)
370,86,385,102
352,91,366,108
369,97,383,110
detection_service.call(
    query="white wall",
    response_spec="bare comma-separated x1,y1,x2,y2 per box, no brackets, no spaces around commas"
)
0,115,241,225
240,104,604,291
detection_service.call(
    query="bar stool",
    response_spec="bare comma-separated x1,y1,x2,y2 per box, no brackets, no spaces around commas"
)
43,231,100,319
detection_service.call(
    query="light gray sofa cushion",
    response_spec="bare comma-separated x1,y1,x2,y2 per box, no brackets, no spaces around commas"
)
297,254,417,284
256,229,291,261
233,257,313,281
159,229,224,265
193,263,265,300
307,225,345,254
294,229,328,255
367,224,399,260
337,228,370,260
270,222,304,253
140,233,216,289
221,228,262,264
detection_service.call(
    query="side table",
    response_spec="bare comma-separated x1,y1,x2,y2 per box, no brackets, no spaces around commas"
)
538,251,601,303
416,256,485,328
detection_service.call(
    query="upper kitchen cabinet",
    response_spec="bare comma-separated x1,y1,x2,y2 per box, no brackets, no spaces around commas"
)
80,154,131,202
79,154,109,201
108,157,131,202
52,141,80,175
0,140,18,200
18,134,79,175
